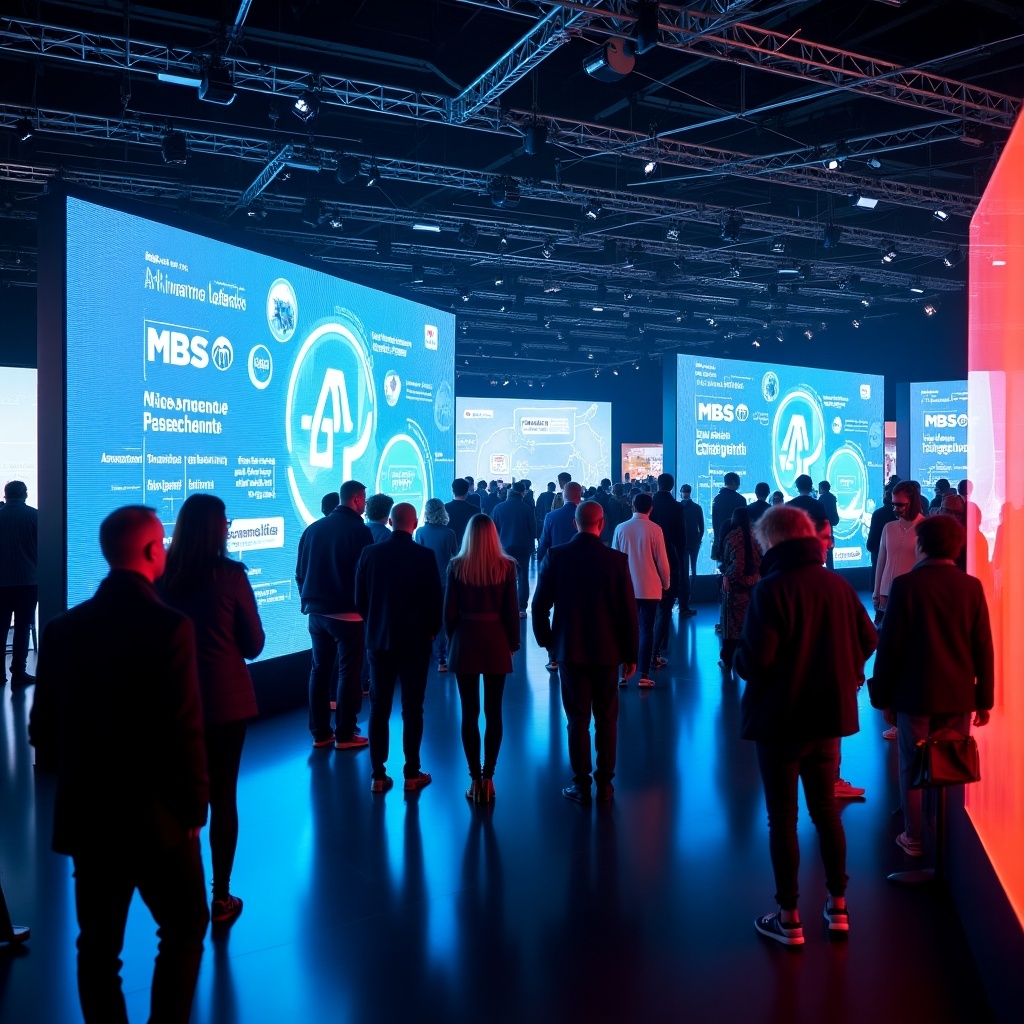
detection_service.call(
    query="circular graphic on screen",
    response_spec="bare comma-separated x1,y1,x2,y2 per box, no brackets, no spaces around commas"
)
376,433,429,518
868,421,883,448
735,403,749,422
434,380,454,432
383,371,401,407
267,279,298,343
211,337,234,371
285,320,376,525
247,344,273,390
771,386,826,496
826,443,869,541
762,371,780,403
831,416,842,434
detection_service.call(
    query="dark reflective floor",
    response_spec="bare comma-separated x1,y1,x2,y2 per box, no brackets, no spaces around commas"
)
1,592,990,1024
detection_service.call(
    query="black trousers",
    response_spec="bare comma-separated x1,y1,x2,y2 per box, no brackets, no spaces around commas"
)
205,720,247,900
73,838,208,1024
0,583,37,678
558,662,618,787
368,644,431,781
455,672,507,777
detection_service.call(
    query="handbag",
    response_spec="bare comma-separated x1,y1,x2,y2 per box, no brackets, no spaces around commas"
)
910,728,981,789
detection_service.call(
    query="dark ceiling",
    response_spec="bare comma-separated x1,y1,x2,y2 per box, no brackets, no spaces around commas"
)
1,0,1022,381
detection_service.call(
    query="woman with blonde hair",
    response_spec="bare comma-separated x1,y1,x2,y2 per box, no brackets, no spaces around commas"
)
445,513,520,802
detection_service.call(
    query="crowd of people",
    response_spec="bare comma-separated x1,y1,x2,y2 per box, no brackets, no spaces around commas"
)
5,463,995,1018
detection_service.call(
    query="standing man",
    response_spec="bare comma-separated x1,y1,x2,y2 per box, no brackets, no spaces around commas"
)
651,474,693,672
711,472,747,561
735,505,876,946
787,475,827,524
538,481,582,563
356,503,442,793
817,481,841,569
929,478,952,512
30,506,209,1022
465,476,482,510
444,478,477,548
533,501,638,804
613,493,670,687
364,493,394,543
295,479,373,751
869,514,993,858
679,483,705,583
0,480,38,687
535,481,557,534
550,472,572,512
491,481,536,618
747,482,772,524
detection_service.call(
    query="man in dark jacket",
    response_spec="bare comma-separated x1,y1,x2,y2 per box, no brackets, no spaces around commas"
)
538,482,582,562
295,479,373,750
444,478,477,547
30,506,209,1023
535,481,557,533
866,486,896,590
650,474,693,669
0,480,38,686
356,503,443,793
786,474,828,525
679,483,705,582
491,481,535,615
734,505,876,946
868,514,993,858
747,482,772,525
532,501,638,804
710,472,747,560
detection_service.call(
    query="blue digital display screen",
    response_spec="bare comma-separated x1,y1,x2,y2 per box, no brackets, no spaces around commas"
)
675,354,884,572
455,397,612,484
65,196,455,661
908,380,968,489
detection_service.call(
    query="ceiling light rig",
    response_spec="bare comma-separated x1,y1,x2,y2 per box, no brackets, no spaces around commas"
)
942,247,964,268
881,243,898,264
541,239,556,260
15,117,34,142
489,176,521,209
160,129,188,165
365,162,383,187
923,301,938,316
292,89,321,125
721,213,744,243
933,208,950,222
822,224,843,249
336,156,361,184
457,222,479,247
852,194,879,209
582,197,603,221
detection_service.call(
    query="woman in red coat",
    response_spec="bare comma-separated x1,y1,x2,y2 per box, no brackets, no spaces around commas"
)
444,514,520,802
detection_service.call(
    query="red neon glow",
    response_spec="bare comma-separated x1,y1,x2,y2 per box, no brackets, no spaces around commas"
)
966,110,1024,928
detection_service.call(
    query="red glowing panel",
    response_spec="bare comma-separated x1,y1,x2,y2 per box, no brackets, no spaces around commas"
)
966,110,1024,928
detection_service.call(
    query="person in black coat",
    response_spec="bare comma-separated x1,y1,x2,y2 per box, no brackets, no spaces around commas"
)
161,494,265,925
445,514,520,802
650,474,692,669
30,506,210,1023
490,481,536,614
356,503,443,793
710,472,746,560
868,514,993,858
734,505,876,947
532,501,638,804
444,478,478,547
866,486,896,591
679,483,705,581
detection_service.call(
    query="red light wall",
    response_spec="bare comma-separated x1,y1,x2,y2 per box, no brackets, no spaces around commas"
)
967,111,1024,928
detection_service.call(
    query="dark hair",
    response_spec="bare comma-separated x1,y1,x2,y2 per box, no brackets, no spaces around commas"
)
935,478,951,491
3,480,27,501
892,480,924,518
680,484,692,494
723,472,740,488
99,505,160,566
794,474,813,493
754,481,770,499
451,478,470,497
163,494,228,595
366,493,394,521
512,481,525,494
600,478,611,489
633,492,653,514
729,505,754,567
818,480,831,492
546,482,556,491
321,491,340,516
557,472,572,486
612,483,624,496
916,514,964,560
657,472,674,491
958,478,972,497
340,479,366,504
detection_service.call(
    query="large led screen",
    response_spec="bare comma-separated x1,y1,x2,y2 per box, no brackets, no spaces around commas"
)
455,397,611,485
0,367,36,500
675,354,883,573
908,380,968,489
65,196,455,662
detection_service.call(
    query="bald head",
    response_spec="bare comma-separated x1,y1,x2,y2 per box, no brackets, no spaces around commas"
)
99,505,167,581
389,502,418,534
564,481,583,505
575,499,604,535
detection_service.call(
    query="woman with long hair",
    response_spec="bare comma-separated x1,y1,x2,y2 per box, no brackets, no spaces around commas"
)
445,513,520,802
161,494,265,925
718,505,761,669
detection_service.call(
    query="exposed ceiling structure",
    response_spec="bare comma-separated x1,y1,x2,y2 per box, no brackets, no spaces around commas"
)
1,0,1022,382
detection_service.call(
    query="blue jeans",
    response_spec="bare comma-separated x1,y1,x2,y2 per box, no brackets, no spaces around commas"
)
897,711,971,842
307,615,364,742
755,737,847,910
368,645,431,780
636,598,658,677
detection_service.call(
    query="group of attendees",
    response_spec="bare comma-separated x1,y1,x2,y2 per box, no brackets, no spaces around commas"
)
16,458,995,1018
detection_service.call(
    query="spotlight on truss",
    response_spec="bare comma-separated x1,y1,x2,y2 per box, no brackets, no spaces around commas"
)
292,90,321,124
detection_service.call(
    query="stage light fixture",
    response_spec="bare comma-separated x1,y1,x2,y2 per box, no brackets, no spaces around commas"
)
852,194,879,209
336,156,361,184
923,302,938,316
852,318,861,328
292,90,321,124
823,224,843,249
728,261,741,278
866,156,882,170
245,206,266,221
327,213,344,230
861,296,872,307
881,243,897,263
494,270,505,286
942,247,963,268
933,208,950,222
770,237,788,254
804,328,814,340
643,159,658,178
612,368,620,376
412,223,441,233
410,265,425,284
459,287,471,303
721,213,743,242
909,281,925,294
498,231,509,251
583,38,636,82
523,122,547,156
15,117,34,142
541,239,556,260
198,60,236,105
161,129,188,165
582,198,603,221
587,352,595,360
457,222,479,247
635,1,660,54
490,176,521,209
665,224,680,242
633,361,640,370
777,265,800,276
592,305,605,312
623,286,634,301
365,163,382,187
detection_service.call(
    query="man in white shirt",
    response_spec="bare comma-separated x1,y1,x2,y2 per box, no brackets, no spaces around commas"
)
612,493,671,687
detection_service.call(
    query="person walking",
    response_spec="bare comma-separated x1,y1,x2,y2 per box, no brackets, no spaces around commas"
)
445,514,520,802
161,494,265,925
